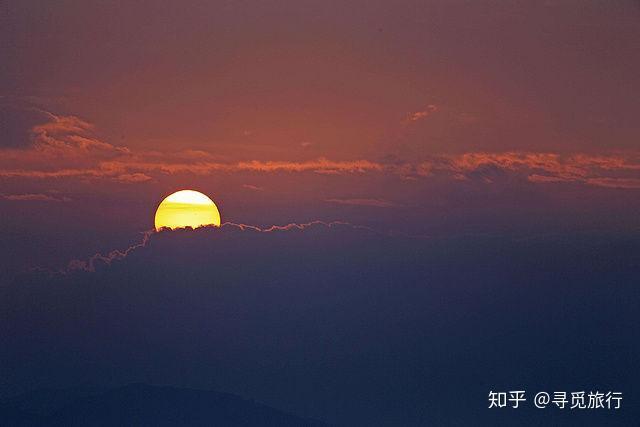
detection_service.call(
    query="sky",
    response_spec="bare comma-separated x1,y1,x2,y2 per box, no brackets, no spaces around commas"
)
1,1,639,425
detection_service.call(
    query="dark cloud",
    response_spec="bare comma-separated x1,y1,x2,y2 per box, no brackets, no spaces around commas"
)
63,222,378,273
0,102,51,148
2,226,638,426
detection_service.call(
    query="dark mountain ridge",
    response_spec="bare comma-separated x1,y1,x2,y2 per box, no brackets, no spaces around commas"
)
0,383,326,426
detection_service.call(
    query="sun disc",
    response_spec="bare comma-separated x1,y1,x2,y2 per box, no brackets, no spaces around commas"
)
154,190,221,231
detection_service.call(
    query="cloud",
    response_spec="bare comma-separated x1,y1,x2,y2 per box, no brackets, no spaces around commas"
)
98,158,384,176
451,152,640,186
325,198,397,208
30,113,128,155
0,110,134,183
0,109,383,180
403,104,438,124
0,103,53,148
114,173,153,183
221,220,376,233
0,193,71,202
242,184,264,191
406,152,640,189
1,110,639,191
584,177,640,189
527,174,570,184
238,158,382,173
6,220,638,427
62,221,381,274
66,229,155,272
0,158,383,180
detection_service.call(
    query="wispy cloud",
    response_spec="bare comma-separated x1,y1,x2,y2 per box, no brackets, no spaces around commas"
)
114,173,153,183
403,104,438,124
1,193,71,202
242,184,264,191
325,198,397,208
221,220,376,234
1,111,639,191
584,177,640,189
435,152,640,187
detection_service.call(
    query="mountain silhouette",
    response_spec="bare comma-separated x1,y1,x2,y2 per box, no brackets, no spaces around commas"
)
0,383,326,426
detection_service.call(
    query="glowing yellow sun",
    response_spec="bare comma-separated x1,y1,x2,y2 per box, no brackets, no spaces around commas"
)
154,190,221,231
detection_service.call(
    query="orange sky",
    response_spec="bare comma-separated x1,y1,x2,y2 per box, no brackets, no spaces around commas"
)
1,1,639,258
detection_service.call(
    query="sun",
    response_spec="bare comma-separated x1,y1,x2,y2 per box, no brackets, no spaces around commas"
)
154,190,221,231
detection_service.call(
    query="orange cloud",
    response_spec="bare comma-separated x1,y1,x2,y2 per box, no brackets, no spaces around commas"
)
584,177,640,189
114,173,153,183
30,113,128,155
404,104,438,124
1,112,639,191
